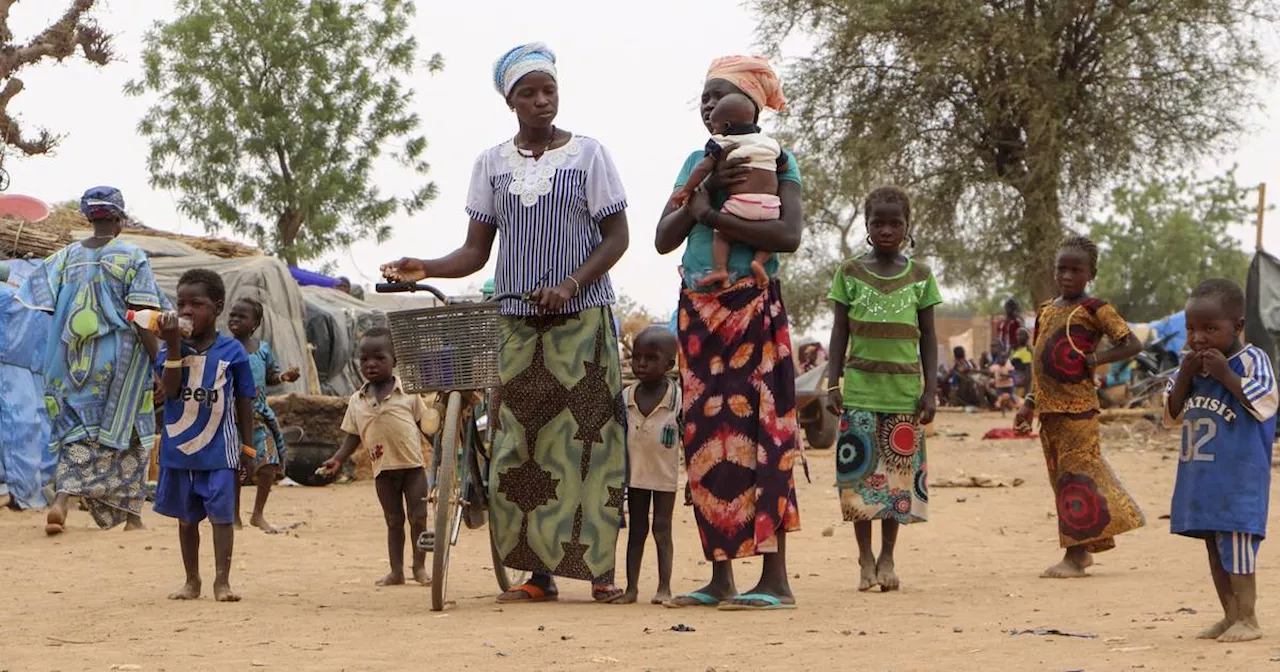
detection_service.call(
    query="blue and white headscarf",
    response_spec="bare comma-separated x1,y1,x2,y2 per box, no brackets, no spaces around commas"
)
493,42,557,98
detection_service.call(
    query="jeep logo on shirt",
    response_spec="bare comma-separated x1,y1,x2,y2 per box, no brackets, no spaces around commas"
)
180,386,220,405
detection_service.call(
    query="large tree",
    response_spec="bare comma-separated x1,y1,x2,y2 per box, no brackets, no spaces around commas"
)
0,1,112,157
757,0,1275,303
1089,171,1254,323
126,0,439,264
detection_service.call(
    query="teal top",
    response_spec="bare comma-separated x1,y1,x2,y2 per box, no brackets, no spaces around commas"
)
673,149,802,291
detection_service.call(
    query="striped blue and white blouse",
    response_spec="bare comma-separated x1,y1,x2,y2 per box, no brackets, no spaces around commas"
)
465,135,627,316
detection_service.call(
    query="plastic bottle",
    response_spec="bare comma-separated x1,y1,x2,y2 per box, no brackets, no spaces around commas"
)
126,309,192,336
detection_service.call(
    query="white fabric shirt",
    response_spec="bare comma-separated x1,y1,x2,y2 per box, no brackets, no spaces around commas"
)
711,132,781,171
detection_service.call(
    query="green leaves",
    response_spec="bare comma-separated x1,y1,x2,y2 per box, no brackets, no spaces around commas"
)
756,0,1275,303
126,0,440,264
1089,170,1256,323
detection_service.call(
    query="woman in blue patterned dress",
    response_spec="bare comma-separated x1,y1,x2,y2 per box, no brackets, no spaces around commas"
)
16,187,166,534
382,43,630,603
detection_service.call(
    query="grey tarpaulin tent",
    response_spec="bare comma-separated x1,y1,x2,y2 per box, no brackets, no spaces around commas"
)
147,251,315,396
1245,250,1280,377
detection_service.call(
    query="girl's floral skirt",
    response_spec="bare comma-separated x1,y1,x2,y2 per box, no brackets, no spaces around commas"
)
836,409,927,524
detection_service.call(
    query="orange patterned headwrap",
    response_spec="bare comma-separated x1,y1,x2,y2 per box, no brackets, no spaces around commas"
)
705,55,786,112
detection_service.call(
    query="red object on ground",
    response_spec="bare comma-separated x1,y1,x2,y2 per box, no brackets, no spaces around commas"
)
983,427,1037,440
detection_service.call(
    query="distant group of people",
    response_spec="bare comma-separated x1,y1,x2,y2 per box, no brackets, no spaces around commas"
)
9,39,1274,645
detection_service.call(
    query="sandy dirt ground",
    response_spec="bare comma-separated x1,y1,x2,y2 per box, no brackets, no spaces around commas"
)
3,411,1280,671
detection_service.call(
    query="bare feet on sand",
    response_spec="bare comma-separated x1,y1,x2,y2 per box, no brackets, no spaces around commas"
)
213,582,240,602
1041,549,1093,578
412,566,431,586
652,587,672,605
615,589,639,605
876,556,900,592
233,518,244,531
1217,619,1263,643
44,505,66,536
376,572,406,586
858,555,878,591
250,515,279,534
124,514,146,531
168,580,201,600
1197,619,1234,639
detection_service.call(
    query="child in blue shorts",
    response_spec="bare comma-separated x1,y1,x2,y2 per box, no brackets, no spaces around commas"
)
153,269,256,602
1166,278,1278,643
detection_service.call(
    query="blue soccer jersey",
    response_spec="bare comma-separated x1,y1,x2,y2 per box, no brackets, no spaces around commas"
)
1167,345,1278,538
156,334,256,471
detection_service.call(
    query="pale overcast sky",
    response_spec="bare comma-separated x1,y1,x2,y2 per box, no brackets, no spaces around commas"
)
6,1,1280,333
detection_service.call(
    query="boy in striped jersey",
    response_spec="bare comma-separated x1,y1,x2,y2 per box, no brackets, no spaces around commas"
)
153,269,257,602
1166,278,1278,643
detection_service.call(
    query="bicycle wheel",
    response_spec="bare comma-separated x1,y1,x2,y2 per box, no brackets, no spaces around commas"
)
490,523,529,593
431,391,463,612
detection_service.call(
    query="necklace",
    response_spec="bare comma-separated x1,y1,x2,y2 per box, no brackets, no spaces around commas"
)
515,125,557,158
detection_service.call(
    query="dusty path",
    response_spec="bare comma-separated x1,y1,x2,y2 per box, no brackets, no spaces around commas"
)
2,412,1278,671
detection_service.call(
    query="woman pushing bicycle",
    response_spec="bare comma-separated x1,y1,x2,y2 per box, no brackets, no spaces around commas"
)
381,42,630,604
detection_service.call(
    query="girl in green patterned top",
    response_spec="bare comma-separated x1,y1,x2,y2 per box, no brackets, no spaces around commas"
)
824,186,940,593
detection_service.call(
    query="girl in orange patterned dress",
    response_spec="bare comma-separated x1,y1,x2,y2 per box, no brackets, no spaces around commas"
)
1015,235,1144,578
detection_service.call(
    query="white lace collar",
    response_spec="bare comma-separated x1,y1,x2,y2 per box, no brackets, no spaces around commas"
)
498,135,583,207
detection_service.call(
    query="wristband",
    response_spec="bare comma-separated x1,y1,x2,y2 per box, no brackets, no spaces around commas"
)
827,385,841,393
241,444,257,459
566,275,581,297
163,359,184,369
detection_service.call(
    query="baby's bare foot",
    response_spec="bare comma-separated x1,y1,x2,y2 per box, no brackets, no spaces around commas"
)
1218,619,1263,643
377,572,406,587
168,580,201,600
858,556,878,591
1197,619,1234,639
651,587,672,605
876,556,900,592
213,582,240,602
412,566,431,586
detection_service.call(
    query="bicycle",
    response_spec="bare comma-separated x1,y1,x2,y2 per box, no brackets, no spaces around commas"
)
374,280,529,611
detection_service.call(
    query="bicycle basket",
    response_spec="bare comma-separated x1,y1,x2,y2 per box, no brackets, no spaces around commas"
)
385,302,502,393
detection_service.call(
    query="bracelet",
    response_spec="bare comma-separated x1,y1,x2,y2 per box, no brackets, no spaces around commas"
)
566,275,581,297
163,359,184,369
826,385,841,393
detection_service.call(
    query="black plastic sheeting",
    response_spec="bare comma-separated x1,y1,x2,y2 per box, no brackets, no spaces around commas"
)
1245,250,1280,377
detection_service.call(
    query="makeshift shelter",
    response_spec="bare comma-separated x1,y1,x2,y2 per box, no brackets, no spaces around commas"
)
301,285,391,397
147,253,316,397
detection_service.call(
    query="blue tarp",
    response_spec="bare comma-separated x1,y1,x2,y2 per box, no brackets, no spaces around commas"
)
1147,311,1187,359
0,273,55,509
289,266,341,288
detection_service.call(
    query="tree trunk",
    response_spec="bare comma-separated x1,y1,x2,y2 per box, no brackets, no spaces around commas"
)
1016,123,1065,306
276,209,302,266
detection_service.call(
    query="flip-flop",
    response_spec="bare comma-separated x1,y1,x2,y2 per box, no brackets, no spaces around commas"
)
718,593,797,611
496,582,558,604
592,585,626,603
664,591,724,608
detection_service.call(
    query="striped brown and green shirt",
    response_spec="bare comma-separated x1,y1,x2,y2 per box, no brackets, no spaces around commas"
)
828,258,942,414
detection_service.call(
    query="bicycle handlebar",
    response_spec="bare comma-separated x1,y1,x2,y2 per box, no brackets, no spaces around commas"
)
375,281,528,305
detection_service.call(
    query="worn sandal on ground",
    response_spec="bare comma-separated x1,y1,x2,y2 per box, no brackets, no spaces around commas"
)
717,593,797,611
664,591,725,608
592,584,626,603
496,582,558,603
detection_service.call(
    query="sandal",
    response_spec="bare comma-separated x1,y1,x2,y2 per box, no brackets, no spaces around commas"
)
592,584,626,603
496,582,558,604
718,593,797,611
664,591,724,608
